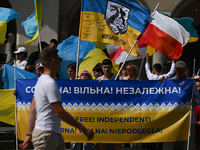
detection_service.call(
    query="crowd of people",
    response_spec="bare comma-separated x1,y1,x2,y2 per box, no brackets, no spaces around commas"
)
66,56,200,150
0,40,200,150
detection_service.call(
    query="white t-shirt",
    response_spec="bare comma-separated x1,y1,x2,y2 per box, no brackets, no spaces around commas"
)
34,74,61,133
98,74,123,80
145,61,175,80
13,60,27,70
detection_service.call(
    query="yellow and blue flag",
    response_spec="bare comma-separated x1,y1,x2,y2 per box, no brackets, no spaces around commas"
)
79,0,150,56
173,17,199,43
22,0,42,45
0,7,21,44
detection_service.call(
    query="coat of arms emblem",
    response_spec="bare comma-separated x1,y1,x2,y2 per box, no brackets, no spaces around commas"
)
105,1,130,35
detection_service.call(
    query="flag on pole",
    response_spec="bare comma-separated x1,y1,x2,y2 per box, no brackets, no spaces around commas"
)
138,11,190,60
106,41,156,64
79,0,150,56
173,17,199,43
22,0,42,45
106,42,147,64
0,7,21,44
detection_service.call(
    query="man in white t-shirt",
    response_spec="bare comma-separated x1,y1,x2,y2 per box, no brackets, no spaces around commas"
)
19,47,94,150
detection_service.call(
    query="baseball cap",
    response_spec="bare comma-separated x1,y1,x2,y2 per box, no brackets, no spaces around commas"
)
14,47,27,54
175,61,186,69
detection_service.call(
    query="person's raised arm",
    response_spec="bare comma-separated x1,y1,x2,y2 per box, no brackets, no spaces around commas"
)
146,52,149,62
145,52,154,80
19,97,36,150
51,101,94,140
163,60,175,79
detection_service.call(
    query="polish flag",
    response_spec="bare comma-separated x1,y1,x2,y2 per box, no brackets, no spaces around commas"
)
138,11,190,60
106,41,147,65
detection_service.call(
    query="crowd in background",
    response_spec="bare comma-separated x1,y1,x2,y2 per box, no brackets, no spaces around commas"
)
0,39,200,150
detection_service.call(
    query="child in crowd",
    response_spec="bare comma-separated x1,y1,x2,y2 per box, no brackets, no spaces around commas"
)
13,47,28,70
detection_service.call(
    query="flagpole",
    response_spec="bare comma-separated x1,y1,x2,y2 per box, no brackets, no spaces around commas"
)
138,3,160,80
76,39,80,79
14,60,18,150
138,57,145,79
114,40,137,80
37,18,42,52
150,3,160,21
187,58,196,150
114,3,160,80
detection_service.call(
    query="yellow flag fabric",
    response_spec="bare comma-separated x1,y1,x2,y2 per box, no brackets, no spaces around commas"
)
0,21,7,44
23,32,39,45
78,48,119,79
92,42,108,50
147,45,157,56
0,89,15,125
35,0,42,24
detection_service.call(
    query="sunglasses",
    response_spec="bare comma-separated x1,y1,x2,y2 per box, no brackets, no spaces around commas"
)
80,73,89,76
127,68,136,71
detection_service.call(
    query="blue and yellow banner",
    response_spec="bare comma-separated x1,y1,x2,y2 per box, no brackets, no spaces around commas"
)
79,0,150,56
16,79,193,143
0,89,15,125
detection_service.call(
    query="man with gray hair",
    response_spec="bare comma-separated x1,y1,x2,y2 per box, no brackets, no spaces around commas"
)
162,60,199,150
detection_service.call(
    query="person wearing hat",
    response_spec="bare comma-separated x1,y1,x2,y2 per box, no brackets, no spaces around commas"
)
13,47,28,70
162,60,199,150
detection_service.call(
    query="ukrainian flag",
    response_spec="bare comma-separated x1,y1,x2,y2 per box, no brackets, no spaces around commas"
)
173,17,199,43
0,7,21,44
79,0,150,56
22,0,42,45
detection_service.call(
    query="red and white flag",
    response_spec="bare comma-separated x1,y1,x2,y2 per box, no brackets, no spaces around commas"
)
138,11,190,60
106,41,147,65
